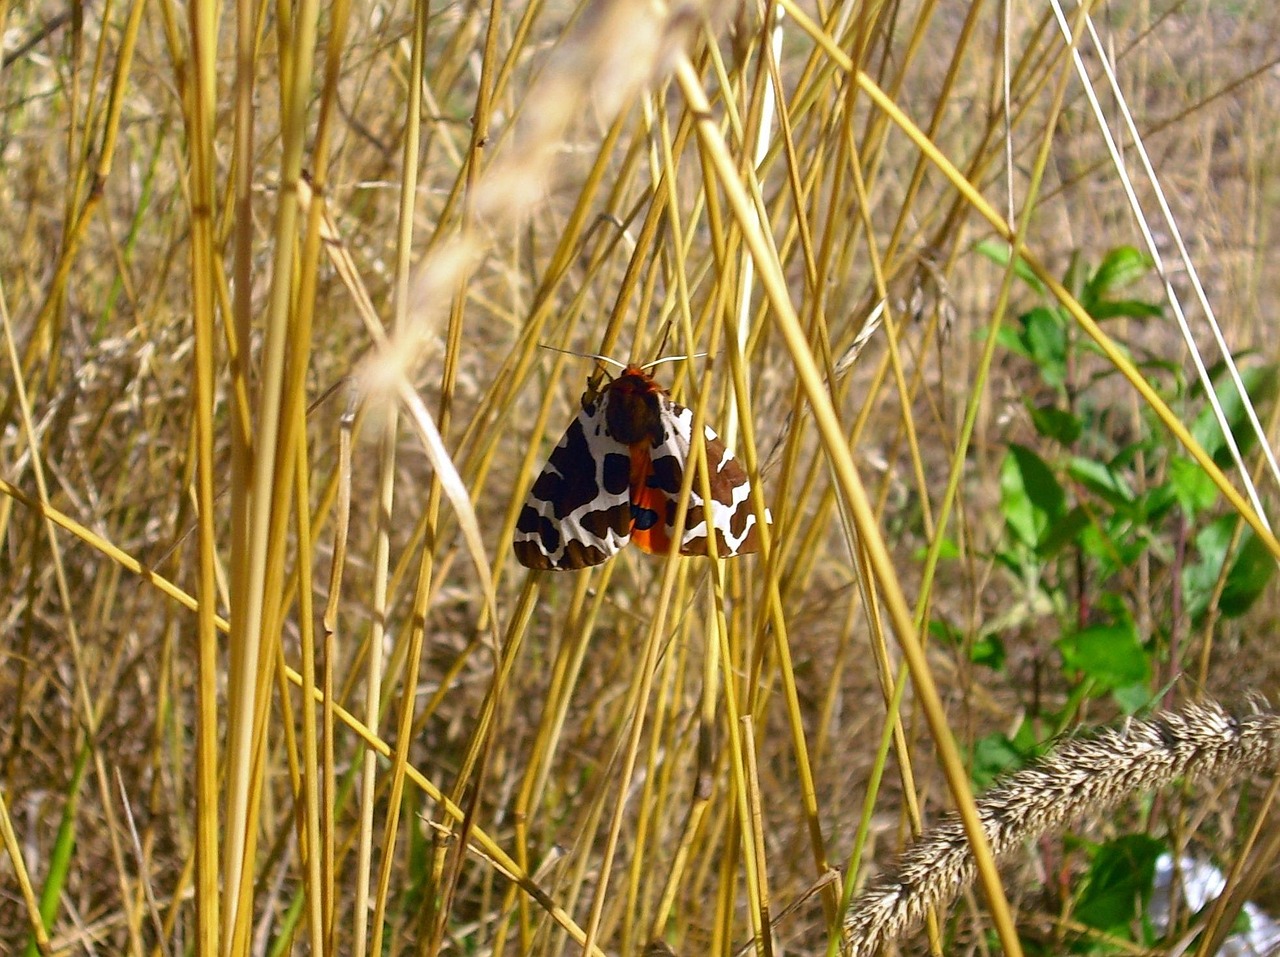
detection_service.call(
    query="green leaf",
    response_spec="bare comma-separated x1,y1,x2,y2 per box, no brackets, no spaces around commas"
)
992,546,1027,579
937,536,961,559
1190,362,1279,466
1134,482,1179,527
1020,307,1068,388
1220,529,1276,618
1063,251,1089,301
1168,456,1218,517
916,536,961,562
1074,834,1165,935
1078,331,1135,366
930,617,1006,670
1183,516,1233,621
1057,619,1150,690
1001,445,1066,548
970,632,1006,670
1086,246,1153,301
970,733,1024,790
1038,505,1092,558
974,238,1045,293
1089,298,1163,321
1109,437,1157,475
1180,519,1274,622
1077,519,1120,568
1069,456,1136,509
994,322,1030,359
1112,682,1156,715
928,616,964,646
1029,403,1083,446
1099,521,1152,571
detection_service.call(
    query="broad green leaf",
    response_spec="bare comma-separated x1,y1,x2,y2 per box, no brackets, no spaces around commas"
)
1063,250,1088,301
1135,482,1179,526
1086,245,1153,301
1191,362,1279,465
1078,519,1114,563
1089,298,1162,321
1183,516,1233,621
1029,403,1083,446
1069,456,1136,508
1220,530,1276,618
1038,505,1092,559
1001,444,1066,548
1168,456,1218,517
1180,519,1273,622
970,632,1006,670
994,322,1030,358
928,617,964,646
1021,307,1068,388
970,733,1024,790
1112,682,1156,715
974,238,1045,293
1075,834,1165,935
916,536,961,561
1057,619,1150,689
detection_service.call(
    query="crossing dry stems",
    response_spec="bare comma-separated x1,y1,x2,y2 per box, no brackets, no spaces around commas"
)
1,0,1278,954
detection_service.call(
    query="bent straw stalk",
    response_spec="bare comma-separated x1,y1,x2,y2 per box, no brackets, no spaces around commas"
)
843,699,1280,957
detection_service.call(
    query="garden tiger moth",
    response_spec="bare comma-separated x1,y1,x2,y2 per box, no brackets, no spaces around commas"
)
514,364,768,570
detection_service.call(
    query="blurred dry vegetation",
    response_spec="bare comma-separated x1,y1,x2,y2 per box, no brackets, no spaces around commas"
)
1,0,1279,954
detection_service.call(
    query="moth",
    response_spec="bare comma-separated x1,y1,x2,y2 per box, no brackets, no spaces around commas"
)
514,363,769,570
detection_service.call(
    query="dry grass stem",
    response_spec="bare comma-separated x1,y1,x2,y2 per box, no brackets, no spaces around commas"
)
2,0,1279,953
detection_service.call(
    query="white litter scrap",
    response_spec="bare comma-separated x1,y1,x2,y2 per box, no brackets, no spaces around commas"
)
1150,854,1280,956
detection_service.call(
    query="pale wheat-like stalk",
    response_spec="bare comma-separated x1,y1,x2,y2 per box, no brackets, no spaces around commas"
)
842,699,1280,957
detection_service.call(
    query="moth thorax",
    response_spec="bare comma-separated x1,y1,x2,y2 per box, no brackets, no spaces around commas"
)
606,378,664,446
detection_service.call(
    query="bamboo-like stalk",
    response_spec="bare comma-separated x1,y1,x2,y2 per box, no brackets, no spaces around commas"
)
2,1,1277,954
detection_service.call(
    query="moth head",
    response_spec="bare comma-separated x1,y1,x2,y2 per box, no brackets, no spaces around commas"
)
604,370,665,446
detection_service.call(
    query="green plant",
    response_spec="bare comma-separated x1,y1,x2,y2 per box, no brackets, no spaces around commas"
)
964,245,1273,720
932,243,1278,952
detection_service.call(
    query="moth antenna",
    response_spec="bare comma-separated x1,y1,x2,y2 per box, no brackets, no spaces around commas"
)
536,343,628,371
652,320,676,360
639,352,709,371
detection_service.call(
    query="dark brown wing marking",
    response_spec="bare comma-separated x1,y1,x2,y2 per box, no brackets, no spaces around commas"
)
648,395,768,557
514,394,633,569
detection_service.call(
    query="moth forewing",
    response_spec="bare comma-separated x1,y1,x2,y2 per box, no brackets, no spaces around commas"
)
655,397,763,559
513,393,633,569
695,430,764,557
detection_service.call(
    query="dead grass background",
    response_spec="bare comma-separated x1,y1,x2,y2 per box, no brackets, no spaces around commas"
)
1,0,1279,954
